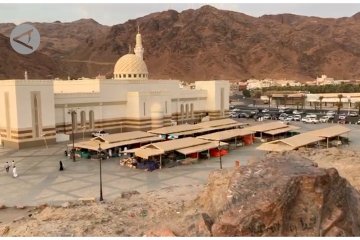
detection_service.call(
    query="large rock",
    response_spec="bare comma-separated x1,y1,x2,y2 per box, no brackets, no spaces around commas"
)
197,152,360,236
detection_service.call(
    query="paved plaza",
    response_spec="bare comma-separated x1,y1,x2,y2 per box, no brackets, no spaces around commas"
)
0,139,263,207
0,122,359,207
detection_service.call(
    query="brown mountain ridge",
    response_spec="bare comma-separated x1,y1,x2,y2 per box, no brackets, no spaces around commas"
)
2,5,360,81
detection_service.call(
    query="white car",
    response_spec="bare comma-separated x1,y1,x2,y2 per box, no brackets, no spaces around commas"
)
305,114,317,118
262,109,269,113
338,114,346,120
293,110,303,115
302,117,319,124
349,112,358,117
293,115,302,121
91,130,109,137
319,116,330,123
285,116,294,121
326,111,335,116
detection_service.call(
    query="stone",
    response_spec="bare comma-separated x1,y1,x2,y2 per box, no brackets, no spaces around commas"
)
0,226,10,235
196,152,360,236
145,228,176,237
61,202,70,208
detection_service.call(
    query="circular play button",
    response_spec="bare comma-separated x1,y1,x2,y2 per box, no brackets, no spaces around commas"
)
10,23,40,55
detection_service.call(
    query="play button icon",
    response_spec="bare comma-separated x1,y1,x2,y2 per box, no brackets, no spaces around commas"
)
10,23,40,55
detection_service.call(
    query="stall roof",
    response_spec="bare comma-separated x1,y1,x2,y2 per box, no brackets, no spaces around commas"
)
197,128,255,141
281,134,324,148
176,141,228,155
135,148,164,159
196,118,240,128
172,122,248,137
306,125,350,138
245,122,289,132
264,125,300,135
92,131,156,144
148,124,201,135
142,137,210,152
72,136,164,151
256,141,294,152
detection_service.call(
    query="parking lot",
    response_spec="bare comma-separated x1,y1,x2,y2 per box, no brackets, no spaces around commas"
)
0,119,359,207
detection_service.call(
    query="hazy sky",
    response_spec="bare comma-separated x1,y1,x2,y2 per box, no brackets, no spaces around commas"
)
1,3,360,25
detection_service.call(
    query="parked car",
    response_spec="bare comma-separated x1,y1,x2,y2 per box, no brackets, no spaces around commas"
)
357,119,360,125
263,114,271,120
279,114,288,121
349,112,358,117
319,116,330,123
292,110,303,115
326,111,336,116
91,130,109,137
285,116,294,121
338,114,346,120
230,112,239,118
239,113,250,118
305,114,317,118
293,115,302,121
302,117,319,124
262,109,269,113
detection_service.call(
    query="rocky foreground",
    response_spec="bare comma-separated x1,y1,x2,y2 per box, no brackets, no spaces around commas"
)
1,149,360,236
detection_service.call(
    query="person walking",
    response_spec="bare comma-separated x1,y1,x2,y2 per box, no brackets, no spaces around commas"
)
12,165,18,178
4,161,10,173
11,160,15,168
59,160,64,171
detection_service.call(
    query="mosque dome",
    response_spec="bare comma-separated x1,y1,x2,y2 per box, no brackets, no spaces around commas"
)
113,54,148,80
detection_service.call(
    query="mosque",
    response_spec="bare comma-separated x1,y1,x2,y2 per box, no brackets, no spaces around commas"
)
0,30,230,149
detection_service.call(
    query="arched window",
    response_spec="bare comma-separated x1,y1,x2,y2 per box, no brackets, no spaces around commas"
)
134,74,137,78
190,103,194,119
185,104,189,119
81,111,86,127
119,74,121,78
128,74,131,78
123,74,126,78
89,110,94,130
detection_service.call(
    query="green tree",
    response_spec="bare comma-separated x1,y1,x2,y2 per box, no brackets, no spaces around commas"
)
267,94,272,109
355,102,360,115
318,96,323,110
337,94,343,114
242,89,251,98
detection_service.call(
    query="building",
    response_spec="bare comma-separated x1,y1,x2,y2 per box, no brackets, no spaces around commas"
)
0,30,230,149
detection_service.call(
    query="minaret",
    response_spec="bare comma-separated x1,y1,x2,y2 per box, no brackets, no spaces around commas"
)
134,25,144,60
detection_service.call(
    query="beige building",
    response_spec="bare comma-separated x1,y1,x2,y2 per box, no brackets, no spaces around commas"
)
0,30,230,149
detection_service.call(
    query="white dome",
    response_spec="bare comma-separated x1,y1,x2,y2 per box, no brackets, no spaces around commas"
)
113,54,148,80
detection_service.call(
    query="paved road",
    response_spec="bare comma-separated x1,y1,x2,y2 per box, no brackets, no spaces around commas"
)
0,141,264,207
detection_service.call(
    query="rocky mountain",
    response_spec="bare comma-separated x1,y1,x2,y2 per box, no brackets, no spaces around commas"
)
2,5,360,81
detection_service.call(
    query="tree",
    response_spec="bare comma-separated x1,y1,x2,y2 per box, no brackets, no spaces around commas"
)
300,94,306,109
337,94,343,114
242,89,251,98
355,102,360,115
283,94,288,107
267,94,272,109
319,96,323,110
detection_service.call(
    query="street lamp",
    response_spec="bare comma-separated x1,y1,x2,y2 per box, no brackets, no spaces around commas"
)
347,96,351,115
97,143,104,202
41,133,48,149
67,109,77,162
218,140,223,169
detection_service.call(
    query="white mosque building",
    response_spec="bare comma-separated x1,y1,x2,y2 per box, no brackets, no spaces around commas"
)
0,30,230,149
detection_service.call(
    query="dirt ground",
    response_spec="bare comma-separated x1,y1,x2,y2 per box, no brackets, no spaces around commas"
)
1,147,360,236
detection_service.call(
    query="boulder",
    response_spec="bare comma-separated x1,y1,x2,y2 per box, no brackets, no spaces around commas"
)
197,152,360,236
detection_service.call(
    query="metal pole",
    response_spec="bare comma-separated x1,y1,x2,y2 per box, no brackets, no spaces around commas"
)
72,121,75,162
98,143,103,201
218,140,223,169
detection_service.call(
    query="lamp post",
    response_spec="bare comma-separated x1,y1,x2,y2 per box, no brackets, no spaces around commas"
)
41,133,48,149
67,109,77,162
97,143,104,202
218,140,223,169
347,96,351,115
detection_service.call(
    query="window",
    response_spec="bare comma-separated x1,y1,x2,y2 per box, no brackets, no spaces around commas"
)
119,74,121,78
89,110,94,130
134,74,137,78
180,104,184,121
143,74,145,78
123,74,126,78
81,111,86,127
128,74,131,78
71,111,77,131
185,104,189,119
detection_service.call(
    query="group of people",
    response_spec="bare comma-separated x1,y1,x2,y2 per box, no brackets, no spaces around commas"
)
4,160,18,178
